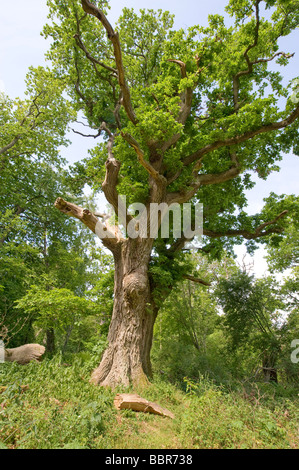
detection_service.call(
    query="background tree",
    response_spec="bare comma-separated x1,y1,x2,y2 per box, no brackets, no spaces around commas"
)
44,0,299,387
0,66,71,347
0,66,110,351
0,66,73,241
216,270,286,382
264,195,299,382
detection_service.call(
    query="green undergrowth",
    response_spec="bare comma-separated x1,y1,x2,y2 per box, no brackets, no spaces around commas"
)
0,353,298,449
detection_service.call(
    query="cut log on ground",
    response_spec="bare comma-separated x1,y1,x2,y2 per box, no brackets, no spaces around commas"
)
4,344,45,365
114,393,175,419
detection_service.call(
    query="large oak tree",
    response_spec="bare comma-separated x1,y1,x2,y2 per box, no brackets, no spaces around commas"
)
45,0,299,387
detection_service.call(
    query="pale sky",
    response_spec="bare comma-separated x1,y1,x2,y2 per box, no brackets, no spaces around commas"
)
1,0,298,276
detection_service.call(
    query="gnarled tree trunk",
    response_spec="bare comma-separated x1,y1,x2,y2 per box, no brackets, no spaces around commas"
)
90,237,158,388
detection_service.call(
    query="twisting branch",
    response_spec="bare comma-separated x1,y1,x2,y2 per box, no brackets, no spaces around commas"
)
113,93,123,130
233,0,261,111
156,58,195,155
74,51,95,117
164,209,288,257
74,33,118,76
183,103,299,167
121,132,166,182
81,0,138,125
96,123,133,226
167,153,241,204
71,128,102,138
166,235,195,255
203,210,288,240
167,59,193,126
251,210,288,237
233,51,295,112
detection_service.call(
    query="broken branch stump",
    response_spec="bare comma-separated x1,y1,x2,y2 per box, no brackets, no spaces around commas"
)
114,393,175,419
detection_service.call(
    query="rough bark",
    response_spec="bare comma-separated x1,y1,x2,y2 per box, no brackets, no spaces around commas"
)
5,344,45,364
90,237,157,388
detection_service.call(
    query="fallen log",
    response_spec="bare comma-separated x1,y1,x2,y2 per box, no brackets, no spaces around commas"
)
4,344,45,365
114,393,175,419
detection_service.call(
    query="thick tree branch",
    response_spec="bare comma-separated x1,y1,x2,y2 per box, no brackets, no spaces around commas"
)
54,197,121,252
0,136,21,157
81,0,138,125
155,59,194,154
167,153,241,204
233,0,261,111
97,124,133,226
196,161,241,187
233,50,294,112
166,236,194,255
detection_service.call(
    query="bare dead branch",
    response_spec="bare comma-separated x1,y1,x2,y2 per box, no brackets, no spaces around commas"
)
54,197,121,252
71,128,102,138
97,124,133,226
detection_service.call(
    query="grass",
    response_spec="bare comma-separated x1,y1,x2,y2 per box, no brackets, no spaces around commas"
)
0,353,298,449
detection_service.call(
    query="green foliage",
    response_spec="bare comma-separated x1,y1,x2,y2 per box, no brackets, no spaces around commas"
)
151,254,238,384
15,286,100,332
43,0,299,226
263,194,299,271
216,271,283,353
0,67,73,169
0,61,110,349
39,2,299,327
